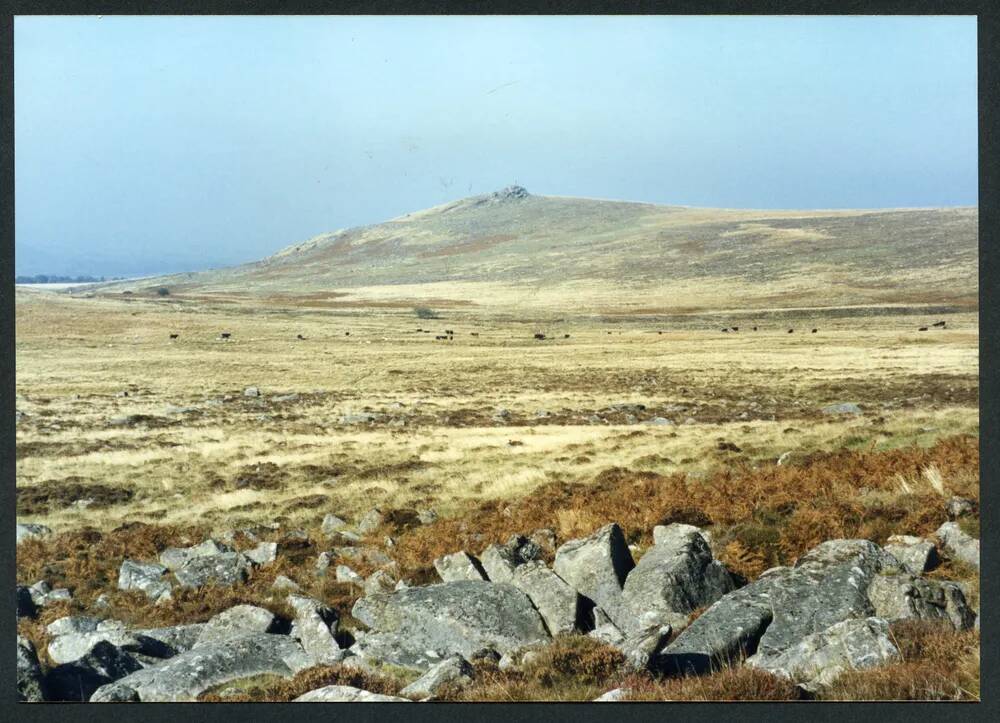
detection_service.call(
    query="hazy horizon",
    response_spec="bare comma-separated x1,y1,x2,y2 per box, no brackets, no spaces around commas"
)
15,15,978,278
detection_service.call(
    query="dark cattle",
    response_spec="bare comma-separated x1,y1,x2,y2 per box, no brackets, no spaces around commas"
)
731,327,739,332
564,334,570,339
752,326,758,331
416,328,423,332
169,334,179,340
932,321,947,327
297,334,306,340
445,329,454,335
220,332,231,340
471,332,479,336
918,327,928,331
787,329,794,334
658,331,663,335
435,335,446,340
721,328,728,333
534,333,546,340
607,331,612,335
811,329,818,334
345,332,350,336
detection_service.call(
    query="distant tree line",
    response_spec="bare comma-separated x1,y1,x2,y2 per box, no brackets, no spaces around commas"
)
15,274,124,284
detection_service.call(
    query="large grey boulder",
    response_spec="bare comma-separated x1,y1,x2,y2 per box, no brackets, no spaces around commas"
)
868,573,975,630
174,552,252,589
287,593,342,664
434,551,488,582
131,624,206,656
659,540,901,674
17,636,46,702
621,523,734,632
28,580,72,607
352,580,550,670
159,539,233,570
16,522,52,545
47,618,145,665
554,523,635,631
46,640,143,701
510,560,581,635
883,535,938,574
321,514,348,535
244,541,278,566
294,685,409,702
747,617,900,691
89,633,312,702
195,605,276,646
935,522,979,569
117,559,173,602
619,624,673,671
480,535,543,583
357,508,385,535
399,654,475,698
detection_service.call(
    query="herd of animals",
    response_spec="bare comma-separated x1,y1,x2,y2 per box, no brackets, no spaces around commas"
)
161,319,951,343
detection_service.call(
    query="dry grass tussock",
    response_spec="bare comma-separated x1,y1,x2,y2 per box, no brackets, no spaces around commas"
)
197,664,405,702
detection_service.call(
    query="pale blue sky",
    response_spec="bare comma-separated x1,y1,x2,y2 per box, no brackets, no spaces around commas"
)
15,15,978,277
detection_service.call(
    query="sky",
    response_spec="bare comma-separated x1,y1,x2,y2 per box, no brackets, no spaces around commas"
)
15,15,978,278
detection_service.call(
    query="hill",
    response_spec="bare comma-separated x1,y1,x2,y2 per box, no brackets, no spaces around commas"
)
89,187,978,316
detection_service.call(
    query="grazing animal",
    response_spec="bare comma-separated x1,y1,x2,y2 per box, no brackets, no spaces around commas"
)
435,335,446,340
607,331,612,335
752,326,758,331
657,331,662,335
918,327,928,331
220,332,231,340
721,328,729,333
297,334,305,340
811,329,818,334
169,333,179,340
416,328,423,332
445,329,454,335
345,332,350,336
932,321,947,328
787,329,794,334
471,332,479,336
534,333,546,340
564,334,570,339
732,327,739,332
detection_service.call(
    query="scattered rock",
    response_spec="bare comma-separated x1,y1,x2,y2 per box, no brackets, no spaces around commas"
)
883,535,938,574
243,386,261,397
90,633,312,702
868,573,975,630
244,541,278,566
17,636,46,702
272,575,301,592
619,624,672,671
287,593,342,665
417,509,439,525
47,618,144,665
336,565,364,584
321,514,348,535
16,522,52,545
645,417,673,426
352,581,550,670
131,624,206,656
434,551,488,582
821,402,862,415
195,605,277,646
946,496,976,519
622,523,734,632
174,552,252,589
159,539,233,571
340,413,378,425
935,521,979,569
747,617,899,691
46,640,144,701
118,559,174,602
510,560,581,636
316,551,333,575
358,508,385,534
480,535,542,583
400,654,475,698
554,523,635,631
594,687,630,701
294,685,409,702
364,569,397,596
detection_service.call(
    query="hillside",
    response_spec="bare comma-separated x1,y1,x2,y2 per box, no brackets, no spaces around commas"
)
90,187,978,315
